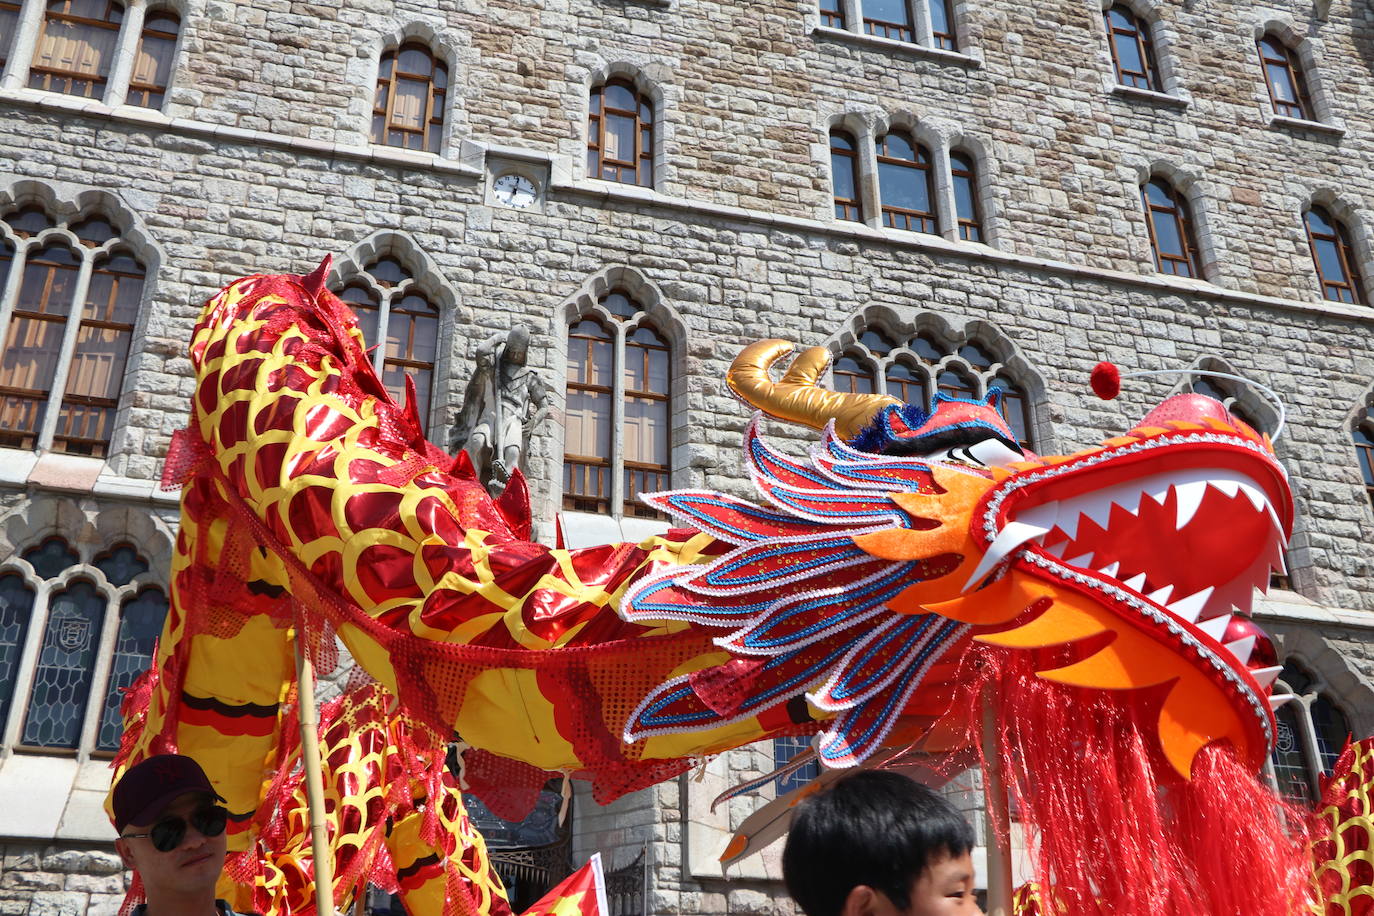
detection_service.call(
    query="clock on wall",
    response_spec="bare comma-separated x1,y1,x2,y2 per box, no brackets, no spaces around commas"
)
492,173,539,209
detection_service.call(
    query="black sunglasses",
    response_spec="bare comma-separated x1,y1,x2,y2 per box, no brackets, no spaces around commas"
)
124,805,228,852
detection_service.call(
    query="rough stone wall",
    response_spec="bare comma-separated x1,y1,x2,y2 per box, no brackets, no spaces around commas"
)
0,845,129,916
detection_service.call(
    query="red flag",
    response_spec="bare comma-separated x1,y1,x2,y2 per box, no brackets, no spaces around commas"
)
519,853,608,916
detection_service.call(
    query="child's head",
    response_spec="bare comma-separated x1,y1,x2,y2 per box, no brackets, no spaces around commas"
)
782,770,982,916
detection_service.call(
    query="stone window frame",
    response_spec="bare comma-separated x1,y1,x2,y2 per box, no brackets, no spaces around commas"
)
823,111,1002,248
818,0,969,58
1265,656,1354,805
1296,192,1371,308
1350,397,1374,520
0,187,160,461
356,22,464,159
1095,0,1190,107
0,0,188,109
124,4,181,111
553,267,688,522
829,308,1049,452
328,231,459,437
0,506,171,765
1248,16,1344,134
579,62,671,193
1123,161,1221,284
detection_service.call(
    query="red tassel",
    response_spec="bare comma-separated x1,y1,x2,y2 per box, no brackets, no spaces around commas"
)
1090,361,1122,400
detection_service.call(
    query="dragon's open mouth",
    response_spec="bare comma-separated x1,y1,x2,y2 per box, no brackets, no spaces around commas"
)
969,416,1291,698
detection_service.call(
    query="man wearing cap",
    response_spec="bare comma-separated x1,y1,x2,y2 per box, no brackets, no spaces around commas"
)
113,754,253,916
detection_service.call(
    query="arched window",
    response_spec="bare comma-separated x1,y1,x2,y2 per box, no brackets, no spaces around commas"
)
990,375,1031,450
1304,207,1366,305
1,536,167,756
885,359,926,405
936,367,976,400
29,0,124,98
373,43,448,154
1104,6,1160,91
0,1,22,69
588,78,654,187
126,9,179,109
1141,177,1200,278
833,353,876,394
859,329,896,355
1354,412,1374,512
1258,35,1312,121
830,130,863,222
334,256,439,430
563,291,672,518
0,207,146,457
930,0,957,50
950,151,983,242
1269,661,1352,804
820,0,845,28
864,0,914,42
877,133,935,234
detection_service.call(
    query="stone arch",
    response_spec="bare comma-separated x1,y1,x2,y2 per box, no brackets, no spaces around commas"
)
1267,627,1374,739
576,60,675,191
1295,189,1372,305
332,230,458,312
1250,15,1340,126
352,18,467,154
1097,0,1189,97
1124,158,1222,282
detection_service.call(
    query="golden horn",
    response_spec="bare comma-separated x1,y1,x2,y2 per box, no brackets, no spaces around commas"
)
726,340,900,440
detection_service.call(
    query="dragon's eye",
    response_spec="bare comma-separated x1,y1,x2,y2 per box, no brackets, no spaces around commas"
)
925,438,1023,469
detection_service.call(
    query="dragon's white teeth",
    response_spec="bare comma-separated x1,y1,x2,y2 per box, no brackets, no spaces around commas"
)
1211,478,1241,498
1269,693,1296,710
1250,665,1283,691
1054,512,1080,542
1077,492,1118,530
1065,552,1094,569
1238,481,1267,511
1123,572,1148,592
1166,587,1213,623
964,519,1053,591
1098,561,1121,578
1018,504,1059,531
1145,585,1174,606
1044,540,1068,558
1197,616,1231,642
1224,635,1257,665
1174,480,1209,530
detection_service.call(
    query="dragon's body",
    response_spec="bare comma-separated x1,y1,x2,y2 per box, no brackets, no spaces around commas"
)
116,266,1317,915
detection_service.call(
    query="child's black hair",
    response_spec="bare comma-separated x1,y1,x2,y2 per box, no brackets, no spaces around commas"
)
782,770,975,916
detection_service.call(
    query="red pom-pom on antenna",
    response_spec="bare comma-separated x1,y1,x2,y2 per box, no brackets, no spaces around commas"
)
1090,361,1121,400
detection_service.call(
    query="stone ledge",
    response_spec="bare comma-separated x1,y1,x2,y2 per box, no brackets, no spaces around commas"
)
812,25,981,68
1267,114,1346,139
1110,84,1190,110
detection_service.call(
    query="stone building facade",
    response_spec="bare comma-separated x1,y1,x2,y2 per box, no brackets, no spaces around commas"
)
1,0,1373,913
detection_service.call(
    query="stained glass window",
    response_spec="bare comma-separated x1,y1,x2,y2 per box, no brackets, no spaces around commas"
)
96,587,167,751
1269,661,1353,804
22,579,105,749
0,574,35,731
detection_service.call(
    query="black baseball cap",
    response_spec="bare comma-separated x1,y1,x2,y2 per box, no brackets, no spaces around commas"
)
113,754,226,833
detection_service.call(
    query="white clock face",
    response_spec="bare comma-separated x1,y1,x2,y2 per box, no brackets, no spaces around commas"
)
493,173,538,209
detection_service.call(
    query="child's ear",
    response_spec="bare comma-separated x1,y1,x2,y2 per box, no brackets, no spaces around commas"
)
841,885,901,916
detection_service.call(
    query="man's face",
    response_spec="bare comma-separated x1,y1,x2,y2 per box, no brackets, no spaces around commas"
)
116,792,227,899
901,851,982,916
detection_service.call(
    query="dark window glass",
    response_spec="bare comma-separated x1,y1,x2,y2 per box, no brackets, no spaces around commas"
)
833,354,875,394
820,0,845,28
55,251,143,456
588,78,654,187
864,0,913,41
950,151,982,242
936,367,976,400
1270,700,1313,804
909,334,943,363
127,10,179,108
373,43,447,154
957,342,993,370
859,329,896,354
1258,36,1312,121
1104,6,1160,91
930,0,957,50
564,318,614,514
830,131,863,222
1311,695,1350,773
22,537,80,578
0,574,36,731
0,244,82,450
94,543,148,587
885,360,927,405
623,323,670,519
383,292,439,428
30,0,124,98
5,206,54,237
1354,423,1374,511
1305,207,1366,305
22,579,104,749
990,375,1031,449
1141,178,1200,278
0,1,22,70
774,736,820,794
877,133,935,234
339,284,381,344
96,587,167,751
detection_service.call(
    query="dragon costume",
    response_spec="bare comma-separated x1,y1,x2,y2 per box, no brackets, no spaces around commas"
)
114,262,1315,915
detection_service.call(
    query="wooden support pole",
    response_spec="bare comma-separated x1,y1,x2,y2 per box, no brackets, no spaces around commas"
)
982,695,1014,916
295,630,337,916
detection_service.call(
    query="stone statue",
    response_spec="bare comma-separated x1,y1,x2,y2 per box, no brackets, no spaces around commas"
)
449,326,552,495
